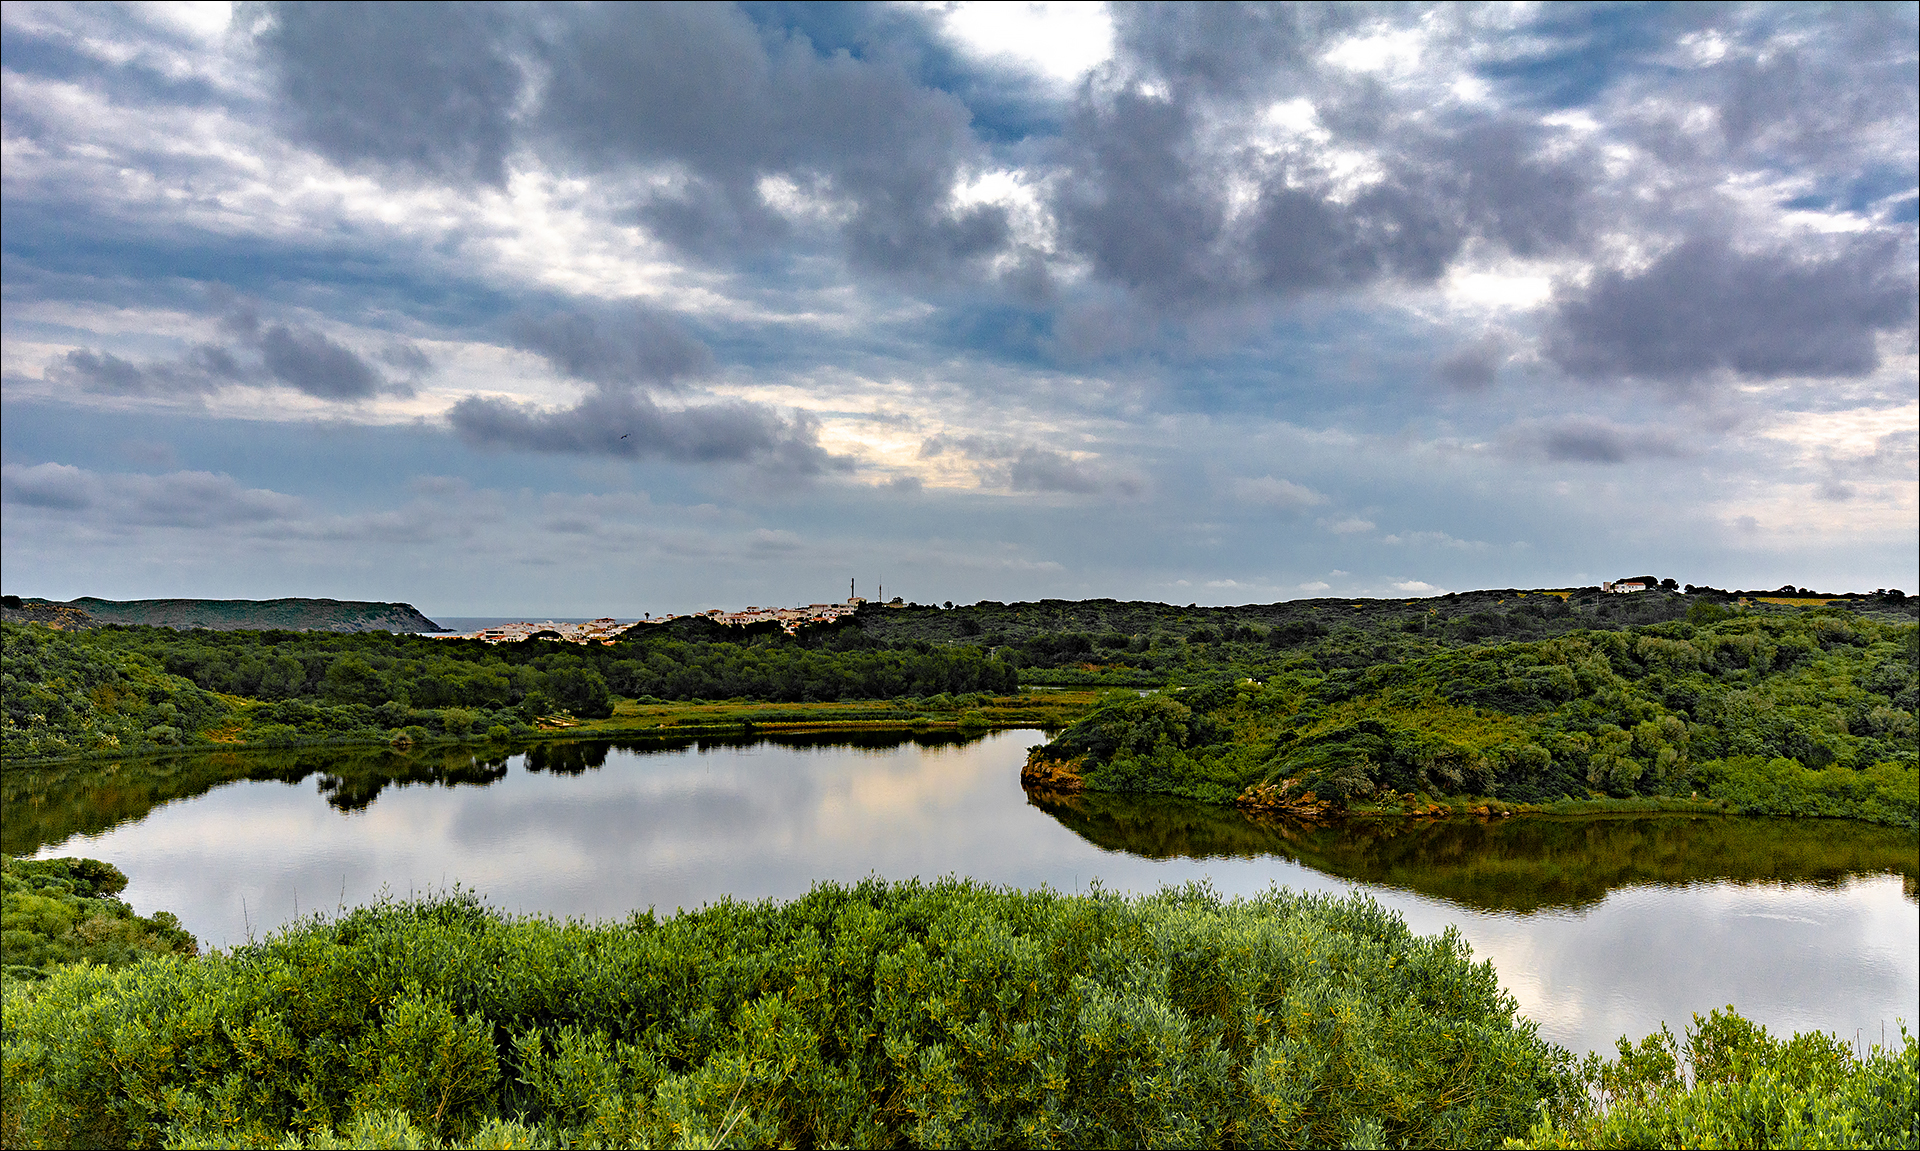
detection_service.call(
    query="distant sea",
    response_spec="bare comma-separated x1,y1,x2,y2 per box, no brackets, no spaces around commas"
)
419,617,646,635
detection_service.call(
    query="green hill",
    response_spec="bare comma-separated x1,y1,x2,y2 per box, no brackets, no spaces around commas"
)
14,596,440,633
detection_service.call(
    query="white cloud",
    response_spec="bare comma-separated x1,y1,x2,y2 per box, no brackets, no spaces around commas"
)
1380,530,1488,550
930,1,1115,82
1230,475,1329,511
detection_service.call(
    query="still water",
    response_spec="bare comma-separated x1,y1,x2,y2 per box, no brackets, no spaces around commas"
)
22,729,1918,1058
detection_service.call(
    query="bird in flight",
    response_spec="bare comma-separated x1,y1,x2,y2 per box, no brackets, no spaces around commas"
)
620,433,630,439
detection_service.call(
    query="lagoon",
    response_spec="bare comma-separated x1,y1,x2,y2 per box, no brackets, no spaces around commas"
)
20,728,1917,1058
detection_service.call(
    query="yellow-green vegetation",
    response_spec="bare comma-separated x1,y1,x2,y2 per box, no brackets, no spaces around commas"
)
3,879,1575,1149
558,690,1098,737
1,856,196,981
1031,611,1919,827
1511,1009,1917,1150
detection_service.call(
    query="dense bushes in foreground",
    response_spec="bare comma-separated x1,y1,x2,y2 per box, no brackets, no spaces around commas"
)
3,880,1573,1149
3,876,1913,1149
1034,612,1919,826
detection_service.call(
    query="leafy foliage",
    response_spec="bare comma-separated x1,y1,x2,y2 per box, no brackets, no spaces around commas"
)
858,589,1916,684
602,637,1016,702
0,623,234,761
1512,1008,1918,1150
2,880,1573,1149
1035,611,1919,826
2,621,1015,763
1,856,197,981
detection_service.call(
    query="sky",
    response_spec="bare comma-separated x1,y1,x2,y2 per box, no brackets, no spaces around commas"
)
2,1,1915,618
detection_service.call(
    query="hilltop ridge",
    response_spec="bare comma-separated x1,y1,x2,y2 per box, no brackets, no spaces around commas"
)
3,596,440,634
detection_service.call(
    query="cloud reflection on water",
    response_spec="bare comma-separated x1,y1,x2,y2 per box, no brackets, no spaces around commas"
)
38,730,1918,1058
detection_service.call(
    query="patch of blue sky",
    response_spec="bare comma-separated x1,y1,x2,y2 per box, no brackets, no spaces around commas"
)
0,19,227,111
1135,312,1450,424
919,302,1059,368
1779,165,1918,216
1473,3,1701,111
0,207,521,337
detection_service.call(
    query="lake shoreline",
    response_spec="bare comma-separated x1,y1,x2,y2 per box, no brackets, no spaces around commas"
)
0,691,1102,771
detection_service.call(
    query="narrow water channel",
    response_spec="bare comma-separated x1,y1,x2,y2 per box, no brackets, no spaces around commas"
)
20,728,1917,1058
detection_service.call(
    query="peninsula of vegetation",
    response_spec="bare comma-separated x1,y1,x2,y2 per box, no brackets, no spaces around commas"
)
1027,601,1918,828
3,584,1914,827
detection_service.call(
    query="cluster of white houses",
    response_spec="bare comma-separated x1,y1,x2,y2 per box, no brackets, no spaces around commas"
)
441,598,872,645
443,618,628,644
678,598,866,632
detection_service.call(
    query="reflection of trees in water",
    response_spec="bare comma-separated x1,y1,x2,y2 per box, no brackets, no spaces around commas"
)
1027,790,1920,914
317,752,512,811
525,742,608,776
6,731,998,854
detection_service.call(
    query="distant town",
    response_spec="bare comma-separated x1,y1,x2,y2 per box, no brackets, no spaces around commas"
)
436,596,889,644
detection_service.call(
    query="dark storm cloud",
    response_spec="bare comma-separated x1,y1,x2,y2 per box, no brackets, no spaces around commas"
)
1503,418,1686,465
50,304,416,401
51,345,248,397
247,2,1017,275
257,324,388,399
448,390,843,475
508,307,714,390
252,1,522,185
0,462,303,527
535,3,1010,276
54,350,152,395
462,302,834,472
1548,238,1916,383
234,0,1905,375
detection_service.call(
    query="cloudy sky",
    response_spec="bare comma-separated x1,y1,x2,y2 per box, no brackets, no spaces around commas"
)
3,2,1915,616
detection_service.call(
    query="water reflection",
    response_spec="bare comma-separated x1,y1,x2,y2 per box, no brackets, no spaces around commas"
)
1027,789,1919,913
1,731,985,855
21,730,1918,1058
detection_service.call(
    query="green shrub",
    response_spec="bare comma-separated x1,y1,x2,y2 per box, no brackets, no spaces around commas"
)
1,855,196,981
2,879,1573,1149
1511,1008,1918,1149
